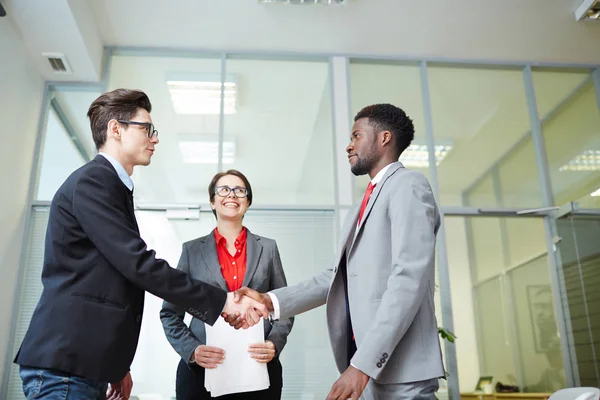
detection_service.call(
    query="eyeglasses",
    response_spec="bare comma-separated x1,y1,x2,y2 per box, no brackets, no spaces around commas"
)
117,120,158,139
215,186,248,198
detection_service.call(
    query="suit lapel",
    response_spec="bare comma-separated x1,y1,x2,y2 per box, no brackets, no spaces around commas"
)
198,233,229,291
243,231,262,287
349,162,403,254
127,190,139,233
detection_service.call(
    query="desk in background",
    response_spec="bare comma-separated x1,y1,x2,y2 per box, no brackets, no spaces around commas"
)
461,393,551,400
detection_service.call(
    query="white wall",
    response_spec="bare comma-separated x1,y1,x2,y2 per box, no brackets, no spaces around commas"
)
0,17,44,383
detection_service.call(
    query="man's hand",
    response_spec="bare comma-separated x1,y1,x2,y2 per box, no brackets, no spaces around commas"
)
194,345,225,369
222,287,273,330
326,365,370,400
222,291,268,329
107,371,133,400
248,340,276,363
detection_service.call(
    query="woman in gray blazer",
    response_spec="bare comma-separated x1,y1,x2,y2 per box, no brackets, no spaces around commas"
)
160,169,294,400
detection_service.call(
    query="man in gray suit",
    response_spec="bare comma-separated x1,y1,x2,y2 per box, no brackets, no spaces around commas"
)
229,104,444,399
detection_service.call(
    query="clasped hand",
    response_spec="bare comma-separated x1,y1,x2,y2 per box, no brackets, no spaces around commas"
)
221,287,273,330
221,291,270,329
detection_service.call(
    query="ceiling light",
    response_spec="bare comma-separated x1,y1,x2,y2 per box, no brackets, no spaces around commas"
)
591,188,600,197
179,140,235,164
167,80,236,115
400,144,452,169
559,150,600,172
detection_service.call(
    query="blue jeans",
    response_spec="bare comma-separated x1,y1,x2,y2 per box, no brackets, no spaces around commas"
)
19,366,108,400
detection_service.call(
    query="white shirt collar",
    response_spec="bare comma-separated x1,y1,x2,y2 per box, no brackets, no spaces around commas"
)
370,162,395,186
98,152,134,191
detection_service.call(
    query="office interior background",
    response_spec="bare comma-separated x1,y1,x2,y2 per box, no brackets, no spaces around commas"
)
2,0,600,399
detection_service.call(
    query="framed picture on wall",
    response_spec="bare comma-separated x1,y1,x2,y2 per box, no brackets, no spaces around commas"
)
526,284,557,353
475,376,493,392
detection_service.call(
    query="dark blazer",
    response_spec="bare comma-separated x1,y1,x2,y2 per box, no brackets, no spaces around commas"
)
160,231,294,364
14,155,228,383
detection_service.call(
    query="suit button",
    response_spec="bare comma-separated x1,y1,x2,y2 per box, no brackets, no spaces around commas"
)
136,315,141,322
376,362,382,368
381,358,386,364
382,353,388,358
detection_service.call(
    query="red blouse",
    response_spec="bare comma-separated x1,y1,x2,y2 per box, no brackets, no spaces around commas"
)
214,228,247,291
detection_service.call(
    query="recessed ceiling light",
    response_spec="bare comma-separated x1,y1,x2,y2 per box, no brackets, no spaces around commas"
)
167,80,236,115
401,144,452,169
591,188,600,197
559,150,600,172
179,140,235,164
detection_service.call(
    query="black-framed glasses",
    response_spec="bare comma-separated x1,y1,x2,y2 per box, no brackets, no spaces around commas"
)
215,186,248,198
117,120,158,139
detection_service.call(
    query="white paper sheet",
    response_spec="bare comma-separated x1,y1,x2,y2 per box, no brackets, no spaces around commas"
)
204,317,270,397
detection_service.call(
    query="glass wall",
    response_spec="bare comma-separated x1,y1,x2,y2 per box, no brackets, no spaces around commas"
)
108,54,223,205
223,56,334,206
349,61,428,202
533,70,600,208
445,215,563,392
35,88,101,201
427,65,541,208
108,54,333,207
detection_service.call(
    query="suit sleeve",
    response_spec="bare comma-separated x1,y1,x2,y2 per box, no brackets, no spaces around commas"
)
71,166,227,325
350,173,438,380
160,243,203,363
270,268,331,320
265,242,294,356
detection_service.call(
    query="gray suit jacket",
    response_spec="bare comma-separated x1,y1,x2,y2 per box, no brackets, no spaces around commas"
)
160,229,294,364
272,162,444,384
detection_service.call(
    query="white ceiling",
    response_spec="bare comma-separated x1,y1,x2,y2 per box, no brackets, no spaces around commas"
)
4,0,600,84
89,0,599,63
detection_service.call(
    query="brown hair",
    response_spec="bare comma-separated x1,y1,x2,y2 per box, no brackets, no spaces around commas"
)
208,170,253,218
87,88,152,150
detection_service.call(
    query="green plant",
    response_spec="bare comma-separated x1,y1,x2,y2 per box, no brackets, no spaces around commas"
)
438,327,457,343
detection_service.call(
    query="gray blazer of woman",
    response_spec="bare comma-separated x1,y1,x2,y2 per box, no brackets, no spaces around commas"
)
160,229,294,363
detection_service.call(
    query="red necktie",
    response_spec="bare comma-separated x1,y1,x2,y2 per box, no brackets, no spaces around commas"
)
358,182,376,225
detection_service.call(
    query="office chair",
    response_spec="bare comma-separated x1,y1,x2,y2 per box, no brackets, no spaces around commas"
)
549,387,600,400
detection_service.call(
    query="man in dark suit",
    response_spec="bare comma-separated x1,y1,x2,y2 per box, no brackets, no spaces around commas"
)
14,89,267,400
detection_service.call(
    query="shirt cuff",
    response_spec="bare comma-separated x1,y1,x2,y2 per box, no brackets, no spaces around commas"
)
267,292,281,320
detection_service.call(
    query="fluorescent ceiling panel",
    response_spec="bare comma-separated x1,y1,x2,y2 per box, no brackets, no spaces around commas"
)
179,140,235,164
167,81,236,115
559,150,600,172
400,144,452,169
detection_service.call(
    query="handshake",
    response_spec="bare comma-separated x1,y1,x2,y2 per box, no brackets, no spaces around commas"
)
221,287,274,329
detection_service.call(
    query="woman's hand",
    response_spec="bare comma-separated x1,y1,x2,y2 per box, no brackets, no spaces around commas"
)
194,345,225,369
248,340,276,363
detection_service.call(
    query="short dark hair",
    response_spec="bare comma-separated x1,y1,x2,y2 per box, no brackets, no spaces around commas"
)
208,169,253,218
354,104,414,156
87,89,152,150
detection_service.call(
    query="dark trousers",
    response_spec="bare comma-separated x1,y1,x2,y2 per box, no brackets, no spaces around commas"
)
175,358,283,400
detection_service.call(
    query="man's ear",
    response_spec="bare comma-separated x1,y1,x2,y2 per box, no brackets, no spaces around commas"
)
107,119,121,139
381,130,392,146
